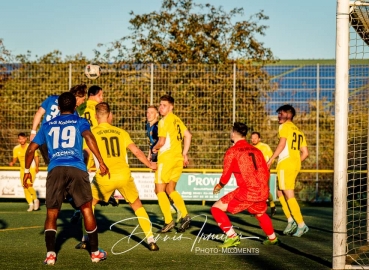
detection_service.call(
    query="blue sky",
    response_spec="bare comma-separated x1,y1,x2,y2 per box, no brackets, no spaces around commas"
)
1,0,336,60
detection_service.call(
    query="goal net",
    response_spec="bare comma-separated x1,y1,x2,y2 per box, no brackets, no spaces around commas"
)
334,0,369,269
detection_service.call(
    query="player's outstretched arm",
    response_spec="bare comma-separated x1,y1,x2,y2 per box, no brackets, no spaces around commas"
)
30,107,46,141
128,143,156,170
23,142,39,188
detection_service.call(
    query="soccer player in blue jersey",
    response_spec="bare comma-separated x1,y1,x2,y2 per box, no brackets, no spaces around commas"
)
30,84,87,164
146,105,159,163
23,92,110,265
30,84,87,223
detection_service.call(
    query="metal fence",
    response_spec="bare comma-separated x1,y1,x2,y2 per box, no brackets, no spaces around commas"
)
0,62,361,202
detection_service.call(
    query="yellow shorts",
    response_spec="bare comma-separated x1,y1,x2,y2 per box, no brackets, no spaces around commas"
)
91,173,138,204
155,157,183,184
276,167,300,190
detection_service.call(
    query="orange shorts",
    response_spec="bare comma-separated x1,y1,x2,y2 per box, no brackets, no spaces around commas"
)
221,189,267,215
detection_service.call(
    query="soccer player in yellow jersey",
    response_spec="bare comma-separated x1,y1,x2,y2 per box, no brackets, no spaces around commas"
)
9,132,40,211
89,102,159,251
251,132,277,217
78,85,103,172
267,104,309,237
152,94,192,233
68,86,103,225
79,85,103,128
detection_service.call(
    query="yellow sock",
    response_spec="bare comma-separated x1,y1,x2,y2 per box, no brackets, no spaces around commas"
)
287,198,304,224
135,207,153,239
278,195,291,219
23,188,33,204
169,191,188,218
157,192,173,224
268,192,275,208
28,187,38,201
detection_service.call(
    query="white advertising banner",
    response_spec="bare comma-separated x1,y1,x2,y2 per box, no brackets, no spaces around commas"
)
0,171,277,201
0,171,47,199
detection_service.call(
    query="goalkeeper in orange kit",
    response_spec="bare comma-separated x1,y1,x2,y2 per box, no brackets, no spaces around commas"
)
211,122,279,247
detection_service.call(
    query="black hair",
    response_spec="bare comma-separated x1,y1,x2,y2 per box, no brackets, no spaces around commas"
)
58,92,76,113
18,132,26,137
233,122,248,137
251,131,261,138
276,104,296,119
160,94,175,104
88,85,102,97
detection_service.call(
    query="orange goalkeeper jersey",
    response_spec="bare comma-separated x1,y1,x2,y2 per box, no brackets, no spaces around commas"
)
219,140,270,202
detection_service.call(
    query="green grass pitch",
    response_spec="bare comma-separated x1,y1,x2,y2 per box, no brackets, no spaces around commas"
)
0,201,332,270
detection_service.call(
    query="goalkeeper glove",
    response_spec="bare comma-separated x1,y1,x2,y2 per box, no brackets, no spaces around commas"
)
213,183,224,194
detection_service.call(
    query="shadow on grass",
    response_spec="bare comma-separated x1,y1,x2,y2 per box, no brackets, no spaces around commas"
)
0,219,8,229
47,205,153,254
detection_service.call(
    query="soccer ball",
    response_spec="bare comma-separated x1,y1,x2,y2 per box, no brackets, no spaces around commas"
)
84,64,101,80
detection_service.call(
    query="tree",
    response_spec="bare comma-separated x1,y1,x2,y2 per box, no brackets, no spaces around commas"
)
94,0,274,64
0,39,13,63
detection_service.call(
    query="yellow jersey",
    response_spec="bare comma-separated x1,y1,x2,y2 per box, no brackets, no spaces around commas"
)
91,122,133,175
254,142,273,162
12,143,38,169
81,99,99,128
277,121,307,166
158,112,187,160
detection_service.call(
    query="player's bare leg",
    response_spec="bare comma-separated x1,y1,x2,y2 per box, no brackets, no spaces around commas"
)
79,201,107,262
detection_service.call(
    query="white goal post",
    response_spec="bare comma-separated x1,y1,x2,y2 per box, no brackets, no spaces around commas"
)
334,1,369,269
333,0,349,269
